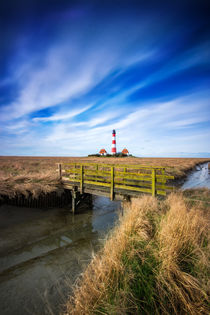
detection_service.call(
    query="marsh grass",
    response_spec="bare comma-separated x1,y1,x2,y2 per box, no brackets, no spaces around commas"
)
0,156,209,197
65,192,209,314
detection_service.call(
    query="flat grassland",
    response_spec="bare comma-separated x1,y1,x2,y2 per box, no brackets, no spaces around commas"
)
0,156,209,314
0,156,209,197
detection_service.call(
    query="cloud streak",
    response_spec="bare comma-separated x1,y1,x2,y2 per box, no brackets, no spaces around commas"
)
0,0,209,156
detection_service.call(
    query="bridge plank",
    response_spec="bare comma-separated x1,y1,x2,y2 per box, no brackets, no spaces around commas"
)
60,162,174,200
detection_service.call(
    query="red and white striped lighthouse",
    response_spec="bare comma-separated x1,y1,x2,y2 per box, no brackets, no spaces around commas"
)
111,129,117,155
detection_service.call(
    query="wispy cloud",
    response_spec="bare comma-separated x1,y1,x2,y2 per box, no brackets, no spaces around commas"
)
33,105,92,122
0,1,209,156
37,91,209,156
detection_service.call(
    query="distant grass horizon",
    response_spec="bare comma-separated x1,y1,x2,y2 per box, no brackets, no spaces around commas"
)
0,156,209,198
1,154,210,158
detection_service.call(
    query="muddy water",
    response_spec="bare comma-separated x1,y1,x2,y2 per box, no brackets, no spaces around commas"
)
182,162,210,189
0,196,121,315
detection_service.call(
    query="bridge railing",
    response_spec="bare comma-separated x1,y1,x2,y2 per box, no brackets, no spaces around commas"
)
58,163,174,200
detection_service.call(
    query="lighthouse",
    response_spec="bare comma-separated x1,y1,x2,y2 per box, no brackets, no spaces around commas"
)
111,129,117,155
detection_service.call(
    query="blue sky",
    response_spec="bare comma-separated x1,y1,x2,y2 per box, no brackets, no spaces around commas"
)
0,0,210,157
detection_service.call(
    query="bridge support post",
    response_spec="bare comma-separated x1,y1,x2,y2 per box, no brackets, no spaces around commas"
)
71,188,77,214
80,165,84,193
57,163,62,180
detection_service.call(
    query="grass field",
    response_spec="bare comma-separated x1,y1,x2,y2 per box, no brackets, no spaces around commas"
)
0,156,209,197
0,156,209,313
65,190,209,315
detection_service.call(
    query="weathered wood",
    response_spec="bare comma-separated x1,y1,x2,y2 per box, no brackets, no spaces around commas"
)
151,169,156,197
71,188,77,214
57,163,62,180
80,165,84,193
84,180,111,187
84,175,110,182
110,166,114,200
115,175,151,182
64,162,165,170
115,184,152,194
59,162,174,200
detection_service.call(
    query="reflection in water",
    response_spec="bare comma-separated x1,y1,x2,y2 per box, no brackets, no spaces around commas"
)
0,196,120,315
182,162,210,190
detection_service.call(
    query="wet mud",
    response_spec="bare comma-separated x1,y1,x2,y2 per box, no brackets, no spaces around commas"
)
0,196,121,315
182,162,210,190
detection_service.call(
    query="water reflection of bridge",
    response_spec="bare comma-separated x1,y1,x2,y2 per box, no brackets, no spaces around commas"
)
57,163,174,213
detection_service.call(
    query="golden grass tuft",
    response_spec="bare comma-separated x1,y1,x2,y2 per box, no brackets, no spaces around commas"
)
157,193,209,314
65,196,158,315
65,193,209,315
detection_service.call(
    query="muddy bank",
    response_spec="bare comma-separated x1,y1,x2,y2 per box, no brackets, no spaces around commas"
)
0,196,121,315
0,195,92,257
181,162,210,189
0,189,72,208
174,161,210,187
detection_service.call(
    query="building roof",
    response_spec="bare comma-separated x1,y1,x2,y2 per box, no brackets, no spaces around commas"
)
122,148,129,154
99,148,107,154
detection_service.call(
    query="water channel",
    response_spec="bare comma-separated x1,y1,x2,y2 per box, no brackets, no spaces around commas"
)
181,162,210,189
0,196,121,315
0,162,209,315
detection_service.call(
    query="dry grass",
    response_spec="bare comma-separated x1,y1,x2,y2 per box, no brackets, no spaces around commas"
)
65,192,209,314
157,193,209,314
0,156,209,197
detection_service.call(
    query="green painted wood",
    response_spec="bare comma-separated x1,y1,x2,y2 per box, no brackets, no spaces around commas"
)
84,169,111,176
110,166,114,201
115,184,152,194
156,190,166,196
84,177,111,184
156,184,173,190
61,162,174,199
156,174,174,179
64,162,165,169
115,174,152,181
80,165,84,193
151,169,156,196
114,180,152,188
84,180,111,187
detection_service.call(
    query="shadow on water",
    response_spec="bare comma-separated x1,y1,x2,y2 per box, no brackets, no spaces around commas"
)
181,162,210,190
0,196,121,315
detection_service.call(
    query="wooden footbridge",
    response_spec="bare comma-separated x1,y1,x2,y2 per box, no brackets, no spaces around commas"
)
57,163,174,213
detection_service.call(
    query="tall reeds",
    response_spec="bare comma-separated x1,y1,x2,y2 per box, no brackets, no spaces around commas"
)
65,193,209,314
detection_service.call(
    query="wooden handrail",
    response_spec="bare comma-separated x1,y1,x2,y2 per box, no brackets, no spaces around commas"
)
59,163,174,198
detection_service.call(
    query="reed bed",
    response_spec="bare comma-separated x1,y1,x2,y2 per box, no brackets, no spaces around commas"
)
65,192,209,314
0,156,209,197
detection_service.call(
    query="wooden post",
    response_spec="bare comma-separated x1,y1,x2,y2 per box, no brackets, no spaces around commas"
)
152,169,156,197
71,189,76,214
123,167,127,185
57,163,62,180
110,166,114,201
95,164,98,183
80,165,84,193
